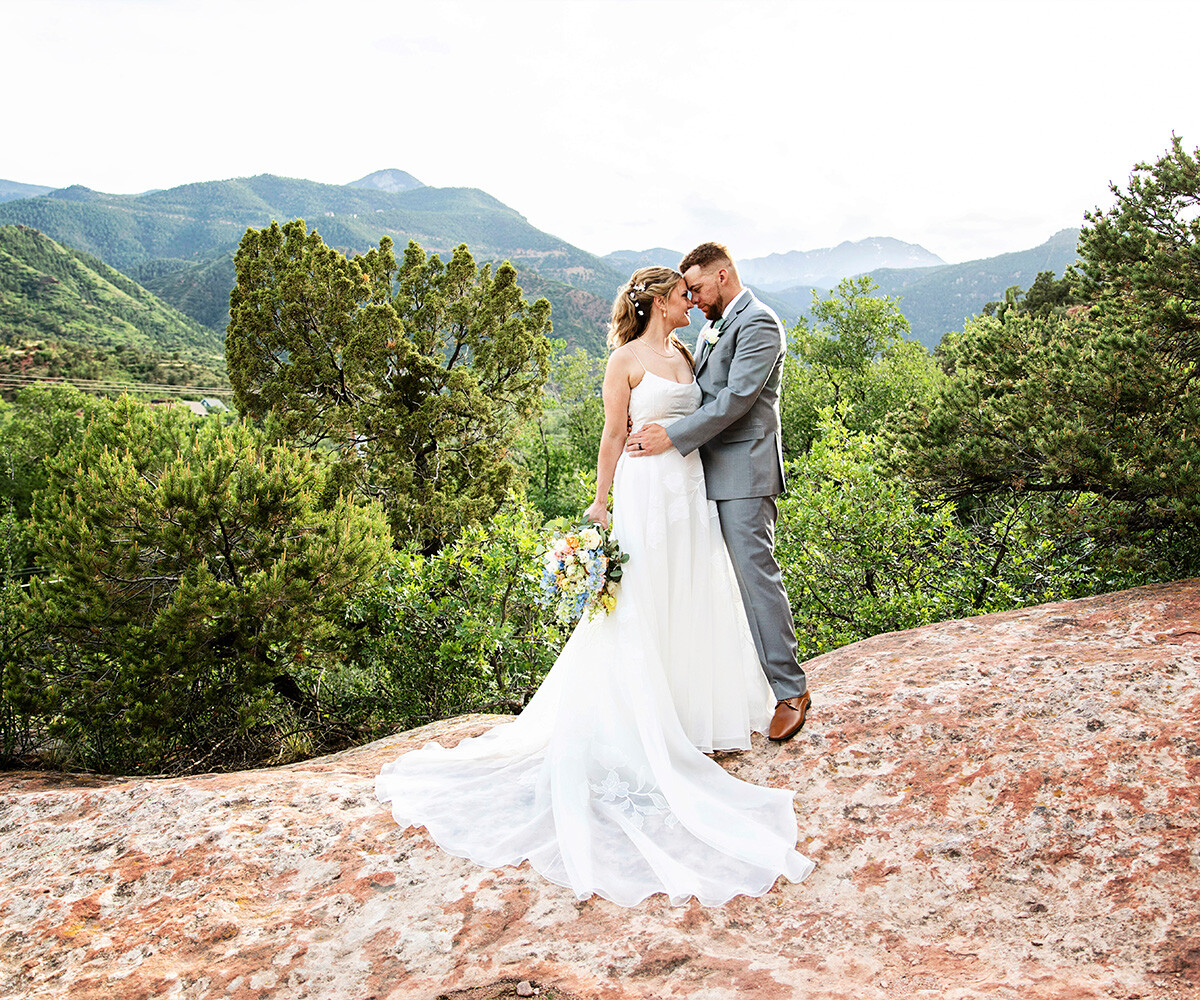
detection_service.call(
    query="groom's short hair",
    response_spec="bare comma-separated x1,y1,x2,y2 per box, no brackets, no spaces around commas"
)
680,242,738,277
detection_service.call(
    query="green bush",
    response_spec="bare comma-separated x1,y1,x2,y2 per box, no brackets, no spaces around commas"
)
515,346,605,521
782,277,943,458
10,396,392,773
0,384,108,585
777,414,1158,658
342,502,566,732
0,577,42,765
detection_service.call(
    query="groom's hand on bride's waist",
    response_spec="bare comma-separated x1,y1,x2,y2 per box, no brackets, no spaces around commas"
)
625,423,674,456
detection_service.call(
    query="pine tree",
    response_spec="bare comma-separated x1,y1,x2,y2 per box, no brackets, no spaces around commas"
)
892,138,1200,553
226,221,553,551
16,397,391,771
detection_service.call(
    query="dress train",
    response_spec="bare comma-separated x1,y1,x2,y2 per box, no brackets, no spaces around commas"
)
375,371,814,905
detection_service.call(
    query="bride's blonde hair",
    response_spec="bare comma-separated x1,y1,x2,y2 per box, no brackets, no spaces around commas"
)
607,266,694,367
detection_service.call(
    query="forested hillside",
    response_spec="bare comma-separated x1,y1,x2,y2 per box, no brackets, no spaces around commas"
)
133,251,237,332
0,176,623,352
865,229,1082,348
0,225,227,390
0,180,53,203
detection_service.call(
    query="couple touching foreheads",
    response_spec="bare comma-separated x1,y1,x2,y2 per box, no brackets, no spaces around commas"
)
377,243,815,908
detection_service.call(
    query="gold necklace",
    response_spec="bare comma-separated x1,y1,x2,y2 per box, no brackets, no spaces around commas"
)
640,335,676,359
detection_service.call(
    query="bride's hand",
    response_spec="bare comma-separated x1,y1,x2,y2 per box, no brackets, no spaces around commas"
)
584,500,609,529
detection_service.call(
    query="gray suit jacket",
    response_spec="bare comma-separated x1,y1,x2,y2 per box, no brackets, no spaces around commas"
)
666,290,786,501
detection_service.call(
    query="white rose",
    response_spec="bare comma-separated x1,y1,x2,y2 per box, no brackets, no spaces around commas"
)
580,527,602,549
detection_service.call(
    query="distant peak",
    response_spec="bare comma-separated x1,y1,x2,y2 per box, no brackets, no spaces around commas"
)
347,169,424,194
47,184,102,202
739,237,946,292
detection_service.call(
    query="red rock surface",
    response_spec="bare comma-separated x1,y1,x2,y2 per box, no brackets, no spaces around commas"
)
4,580,1200,999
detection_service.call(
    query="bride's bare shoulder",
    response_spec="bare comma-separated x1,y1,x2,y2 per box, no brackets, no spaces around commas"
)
606,343,644,390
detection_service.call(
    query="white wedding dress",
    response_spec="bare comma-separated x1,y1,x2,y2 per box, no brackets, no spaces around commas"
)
375,370,815,906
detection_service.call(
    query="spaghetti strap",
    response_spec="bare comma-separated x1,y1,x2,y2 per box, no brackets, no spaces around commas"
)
627,344,648,373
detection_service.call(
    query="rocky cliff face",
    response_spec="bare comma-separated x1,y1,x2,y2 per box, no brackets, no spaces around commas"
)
3,581,1199,999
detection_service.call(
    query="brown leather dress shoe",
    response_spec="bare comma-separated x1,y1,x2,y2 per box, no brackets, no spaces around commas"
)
768,692,811,742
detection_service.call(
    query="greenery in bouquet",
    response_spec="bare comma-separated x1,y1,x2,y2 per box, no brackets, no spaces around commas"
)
539,519,628,624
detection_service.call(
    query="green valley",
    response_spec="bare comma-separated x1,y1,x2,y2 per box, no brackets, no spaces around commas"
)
0,225,227,393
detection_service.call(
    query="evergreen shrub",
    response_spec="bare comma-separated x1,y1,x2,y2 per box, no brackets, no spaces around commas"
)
10,396,392,773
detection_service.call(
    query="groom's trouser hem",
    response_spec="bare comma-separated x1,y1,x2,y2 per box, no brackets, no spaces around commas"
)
714,495,805,701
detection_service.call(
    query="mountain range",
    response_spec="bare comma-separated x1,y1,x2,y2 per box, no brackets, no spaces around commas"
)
602,233,1081,349
0,169,1083,361
0,171,625,353
740,238,947,291
853,227,1082,346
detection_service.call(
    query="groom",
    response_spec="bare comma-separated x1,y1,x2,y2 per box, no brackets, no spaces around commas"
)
625,242,810,742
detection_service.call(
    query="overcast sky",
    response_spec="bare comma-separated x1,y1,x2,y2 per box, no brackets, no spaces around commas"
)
5,0,1198,263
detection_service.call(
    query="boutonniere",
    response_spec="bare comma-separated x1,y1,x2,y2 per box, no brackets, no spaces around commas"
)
704,321,723,346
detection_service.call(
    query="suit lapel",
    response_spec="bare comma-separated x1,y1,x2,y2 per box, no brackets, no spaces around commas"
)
694,322,718,374
725,290,754,329
695,291,754,376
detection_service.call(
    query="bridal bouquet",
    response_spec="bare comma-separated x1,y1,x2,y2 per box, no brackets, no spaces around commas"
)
538,520,628,624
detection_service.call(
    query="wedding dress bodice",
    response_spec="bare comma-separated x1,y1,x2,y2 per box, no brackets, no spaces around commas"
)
627,370,701,433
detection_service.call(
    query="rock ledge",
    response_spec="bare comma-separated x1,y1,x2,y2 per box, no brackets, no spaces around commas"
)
3,580,1200,999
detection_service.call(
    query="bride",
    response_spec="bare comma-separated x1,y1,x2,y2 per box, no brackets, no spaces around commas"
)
375,266,814,907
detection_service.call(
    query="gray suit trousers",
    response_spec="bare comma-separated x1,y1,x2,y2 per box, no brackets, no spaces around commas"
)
715,496,805,701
